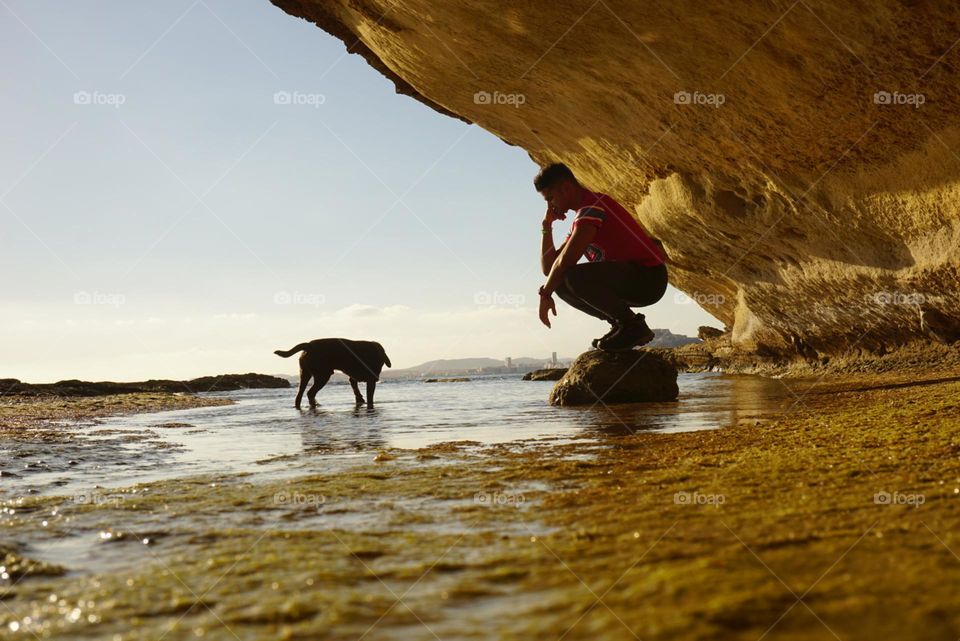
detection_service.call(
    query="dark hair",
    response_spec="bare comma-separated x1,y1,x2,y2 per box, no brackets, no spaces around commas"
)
534,163,577,192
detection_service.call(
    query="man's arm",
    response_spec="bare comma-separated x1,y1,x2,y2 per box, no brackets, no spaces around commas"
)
540,225,558,276
540,206,567,276
537,223,597,327
542,224,597,295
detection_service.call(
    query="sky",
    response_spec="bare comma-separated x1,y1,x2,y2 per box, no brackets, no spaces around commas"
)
1,0,719,382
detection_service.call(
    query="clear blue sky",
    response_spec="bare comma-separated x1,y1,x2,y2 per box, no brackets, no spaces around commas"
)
1,0,718,382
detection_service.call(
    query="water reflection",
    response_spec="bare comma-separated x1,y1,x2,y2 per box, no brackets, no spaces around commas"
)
297,405,386,453
575,373,795,436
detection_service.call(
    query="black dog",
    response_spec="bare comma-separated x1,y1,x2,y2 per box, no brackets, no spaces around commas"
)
274,338,391,409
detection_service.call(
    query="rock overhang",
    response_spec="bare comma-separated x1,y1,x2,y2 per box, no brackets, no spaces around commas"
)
270,0,960,359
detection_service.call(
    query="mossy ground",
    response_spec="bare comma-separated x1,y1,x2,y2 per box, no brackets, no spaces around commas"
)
1,374,959,640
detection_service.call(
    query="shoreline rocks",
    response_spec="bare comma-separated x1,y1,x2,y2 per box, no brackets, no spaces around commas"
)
522,368,568,381
0,373,289,397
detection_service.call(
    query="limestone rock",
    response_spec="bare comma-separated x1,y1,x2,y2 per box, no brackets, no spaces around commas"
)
271,1,960,360
549,350,678,406
523,368,568,381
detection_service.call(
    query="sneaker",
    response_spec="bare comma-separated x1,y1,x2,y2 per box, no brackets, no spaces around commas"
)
591,321,620,348
598,314,655,350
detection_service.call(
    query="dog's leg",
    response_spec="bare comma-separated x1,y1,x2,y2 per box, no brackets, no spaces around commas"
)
295,368,310,410
365,380,376,408
349,378,365,405
306,370,333,408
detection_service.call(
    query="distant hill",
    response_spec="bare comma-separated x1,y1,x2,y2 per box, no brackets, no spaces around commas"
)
648,328,701,348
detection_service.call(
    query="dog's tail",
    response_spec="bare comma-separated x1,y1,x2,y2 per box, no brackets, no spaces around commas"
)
380,344,392,368
274,343,310,358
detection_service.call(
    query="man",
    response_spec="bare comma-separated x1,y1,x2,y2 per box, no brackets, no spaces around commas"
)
535,163,668,350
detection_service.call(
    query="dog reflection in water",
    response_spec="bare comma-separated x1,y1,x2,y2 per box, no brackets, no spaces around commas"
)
274,338,391,409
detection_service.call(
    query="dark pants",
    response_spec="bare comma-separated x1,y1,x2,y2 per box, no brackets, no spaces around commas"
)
554,261,668,324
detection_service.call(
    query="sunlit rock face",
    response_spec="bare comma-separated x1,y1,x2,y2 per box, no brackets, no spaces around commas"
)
271,0,960,358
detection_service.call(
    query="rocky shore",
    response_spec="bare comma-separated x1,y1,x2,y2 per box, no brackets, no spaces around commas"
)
0,373,287,433
650,334,960,378
0,392,234,434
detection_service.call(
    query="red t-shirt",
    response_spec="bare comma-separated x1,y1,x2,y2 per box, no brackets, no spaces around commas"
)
564,190,665,266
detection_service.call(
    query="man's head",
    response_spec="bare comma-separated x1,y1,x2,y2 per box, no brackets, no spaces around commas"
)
534,163,583,214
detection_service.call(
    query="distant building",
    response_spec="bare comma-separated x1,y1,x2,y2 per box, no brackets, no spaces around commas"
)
505,357,512,369
551,351,557,366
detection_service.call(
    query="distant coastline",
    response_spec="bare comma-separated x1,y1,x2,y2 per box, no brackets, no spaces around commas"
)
0,373,289,397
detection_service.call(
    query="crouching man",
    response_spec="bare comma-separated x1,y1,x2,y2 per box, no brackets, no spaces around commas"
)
535,163,668,350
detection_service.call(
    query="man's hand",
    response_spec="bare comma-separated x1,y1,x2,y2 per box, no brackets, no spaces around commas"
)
538,293,557,328
541,204,566,228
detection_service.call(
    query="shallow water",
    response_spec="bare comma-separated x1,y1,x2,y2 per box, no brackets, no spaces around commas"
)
0,372,821,639
3,372,796,500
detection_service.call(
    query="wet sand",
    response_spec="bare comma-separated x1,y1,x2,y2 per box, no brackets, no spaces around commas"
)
2,373,959,640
